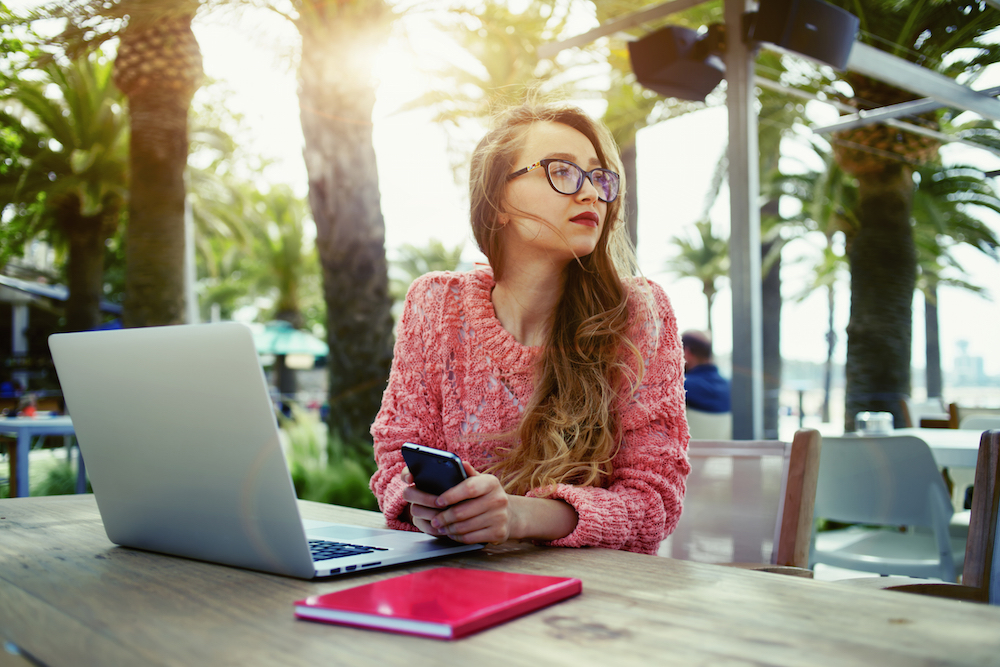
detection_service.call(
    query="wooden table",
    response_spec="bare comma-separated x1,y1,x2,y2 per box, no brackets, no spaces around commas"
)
0,416,80,497
3,496,1000,666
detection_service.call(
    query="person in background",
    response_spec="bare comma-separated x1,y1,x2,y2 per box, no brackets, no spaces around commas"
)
369,102,690,555
682,330,730,414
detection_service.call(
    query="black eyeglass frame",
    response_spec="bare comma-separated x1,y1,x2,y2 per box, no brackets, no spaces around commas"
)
507,158,620,203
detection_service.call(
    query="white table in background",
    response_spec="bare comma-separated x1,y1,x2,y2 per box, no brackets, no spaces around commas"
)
895,427,983,468
0,416,81,497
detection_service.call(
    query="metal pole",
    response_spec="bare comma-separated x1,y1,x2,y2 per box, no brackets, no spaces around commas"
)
725,0,763,439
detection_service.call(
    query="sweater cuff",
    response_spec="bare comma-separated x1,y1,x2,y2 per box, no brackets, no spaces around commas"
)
379,477,420,533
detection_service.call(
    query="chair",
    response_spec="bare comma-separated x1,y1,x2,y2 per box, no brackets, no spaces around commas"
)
900,397,951,429
685,407,732,440
660,428,821,572
835,430,1000,604
811,435,965,581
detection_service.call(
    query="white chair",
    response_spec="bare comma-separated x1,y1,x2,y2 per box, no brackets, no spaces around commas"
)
835,430,1000,604
661,429,821,570
811,435,965,581
685,407,732,440
960,415,1000,431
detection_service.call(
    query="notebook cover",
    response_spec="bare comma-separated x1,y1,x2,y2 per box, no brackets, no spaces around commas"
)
294,567,581,639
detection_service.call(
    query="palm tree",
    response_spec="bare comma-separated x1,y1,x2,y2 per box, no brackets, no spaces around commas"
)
389,238,464,303
290,0,395,446
821,0,1000,429
593,0,720,246
766,139,858,423
17,0,205,328
664,219,729,336
398,0,599,173
911,163,1000,397
0,53,128,332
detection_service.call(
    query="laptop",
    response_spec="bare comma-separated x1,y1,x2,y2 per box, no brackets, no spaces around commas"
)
48,322,481,579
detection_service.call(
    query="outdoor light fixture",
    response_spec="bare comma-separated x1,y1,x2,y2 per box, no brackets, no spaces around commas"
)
628,24,726,102
630,0,858,102
745,0,859,70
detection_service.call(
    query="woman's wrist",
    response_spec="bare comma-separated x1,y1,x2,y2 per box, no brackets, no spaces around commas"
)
508,495,578,542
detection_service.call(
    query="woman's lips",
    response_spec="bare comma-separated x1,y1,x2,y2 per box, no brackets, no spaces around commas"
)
571,212,599,228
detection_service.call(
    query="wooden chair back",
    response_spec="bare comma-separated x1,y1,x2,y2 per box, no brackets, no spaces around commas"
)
660,429,821,569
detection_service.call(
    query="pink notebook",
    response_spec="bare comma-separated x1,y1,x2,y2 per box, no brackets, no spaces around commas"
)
294,567,581,639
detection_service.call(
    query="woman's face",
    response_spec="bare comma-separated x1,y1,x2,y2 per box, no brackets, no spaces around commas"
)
500,121,609,269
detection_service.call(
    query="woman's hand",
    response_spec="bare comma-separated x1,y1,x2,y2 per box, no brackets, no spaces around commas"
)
401,462,514,544
400,462,579,545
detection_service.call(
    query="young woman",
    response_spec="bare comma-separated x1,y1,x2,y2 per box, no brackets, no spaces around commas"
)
369,103,689,555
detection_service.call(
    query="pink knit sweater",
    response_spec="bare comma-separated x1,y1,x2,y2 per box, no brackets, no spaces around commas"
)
369,268,690,554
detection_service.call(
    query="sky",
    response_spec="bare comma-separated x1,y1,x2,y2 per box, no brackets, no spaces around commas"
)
188,3,1000,380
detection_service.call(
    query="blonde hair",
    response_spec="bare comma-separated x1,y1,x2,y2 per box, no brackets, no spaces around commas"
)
469,103,644,495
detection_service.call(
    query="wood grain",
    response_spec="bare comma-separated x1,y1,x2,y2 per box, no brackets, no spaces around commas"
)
2,495,1000,666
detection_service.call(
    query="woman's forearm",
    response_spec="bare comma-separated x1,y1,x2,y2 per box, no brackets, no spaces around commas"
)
508,495,579,542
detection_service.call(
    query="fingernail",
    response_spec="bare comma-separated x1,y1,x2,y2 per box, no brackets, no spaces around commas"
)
435,498,448,508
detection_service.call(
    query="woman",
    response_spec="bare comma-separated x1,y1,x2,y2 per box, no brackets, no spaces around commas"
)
370,103,689,555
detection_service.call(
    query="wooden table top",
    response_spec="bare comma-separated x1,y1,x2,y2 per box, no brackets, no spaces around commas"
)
3,495,999,666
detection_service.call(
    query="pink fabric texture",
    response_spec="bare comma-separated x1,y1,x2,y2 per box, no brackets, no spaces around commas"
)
369,268,690,554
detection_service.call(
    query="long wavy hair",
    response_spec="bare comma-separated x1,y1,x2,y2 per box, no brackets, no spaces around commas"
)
469,103,645,496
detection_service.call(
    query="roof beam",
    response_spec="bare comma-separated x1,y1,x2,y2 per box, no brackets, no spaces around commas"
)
812,85,1000,134
754,77,1000,159
843,42,1000,122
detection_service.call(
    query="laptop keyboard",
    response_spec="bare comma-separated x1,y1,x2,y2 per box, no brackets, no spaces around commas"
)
309,539,390,562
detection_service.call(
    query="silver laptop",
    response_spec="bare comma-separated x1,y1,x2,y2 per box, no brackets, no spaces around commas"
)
48,322,481,579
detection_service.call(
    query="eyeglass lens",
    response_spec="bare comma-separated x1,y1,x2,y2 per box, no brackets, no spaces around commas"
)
546,160,618,202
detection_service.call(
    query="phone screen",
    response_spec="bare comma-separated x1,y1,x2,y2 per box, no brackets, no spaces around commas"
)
401,443,467,496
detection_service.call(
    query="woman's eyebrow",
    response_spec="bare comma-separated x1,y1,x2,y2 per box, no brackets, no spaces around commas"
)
545,152,603,167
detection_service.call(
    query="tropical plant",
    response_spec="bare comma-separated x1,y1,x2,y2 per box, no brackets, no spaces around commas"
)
282,403,377,510
0,52,129,332
396,0,601,177
664,219,729,336
15,0,206,328
389,238,464,302
284,0,395,447
766,138,858,423
911,163,1000,397
821,0,1000,429
594,0,723,246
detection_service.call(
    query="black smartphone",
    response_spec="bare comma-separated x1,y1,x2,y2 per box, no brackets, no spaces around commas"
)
401,443,468,496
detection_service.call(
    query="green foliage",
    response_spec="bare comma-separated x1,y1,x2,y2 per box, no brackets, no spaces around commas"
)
0,50,128,263
281,404,378,510
389,238,464,302
664,219,729,334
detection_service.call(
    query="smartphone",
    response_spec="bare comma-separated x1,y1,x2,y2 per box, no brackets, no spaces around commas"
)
401,443,468,496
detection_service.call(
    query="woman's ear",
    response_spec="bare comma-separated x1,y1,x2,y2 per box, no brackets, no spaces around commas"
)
497,213,509,226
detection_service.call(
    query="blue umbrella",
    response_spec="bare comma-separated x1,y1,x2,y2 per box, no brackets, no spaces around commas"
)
251,321,328,357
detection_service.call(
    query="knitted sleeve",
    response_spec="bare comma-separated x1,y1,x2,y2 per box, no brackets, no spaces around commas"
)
526,280,691,554
369,275,449,531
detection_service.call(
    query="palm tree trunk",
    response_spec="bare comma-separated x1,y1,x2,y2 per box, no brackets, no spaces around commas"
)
822,281,836,423
704,287,715,337
63,209,107,333
115,10,202,327
761,200,781,440
844,164,916,431
297,6,395,446
924,280,942,399
761,245,781,438
621,142,638,248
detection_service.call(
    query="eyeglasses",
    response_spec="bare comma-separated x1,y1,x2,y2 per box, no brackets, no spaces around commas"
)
507,159,620,203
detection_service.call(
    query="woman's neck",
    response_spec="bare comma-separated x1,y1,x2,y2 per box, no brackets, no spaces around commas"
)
491,262,566,347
